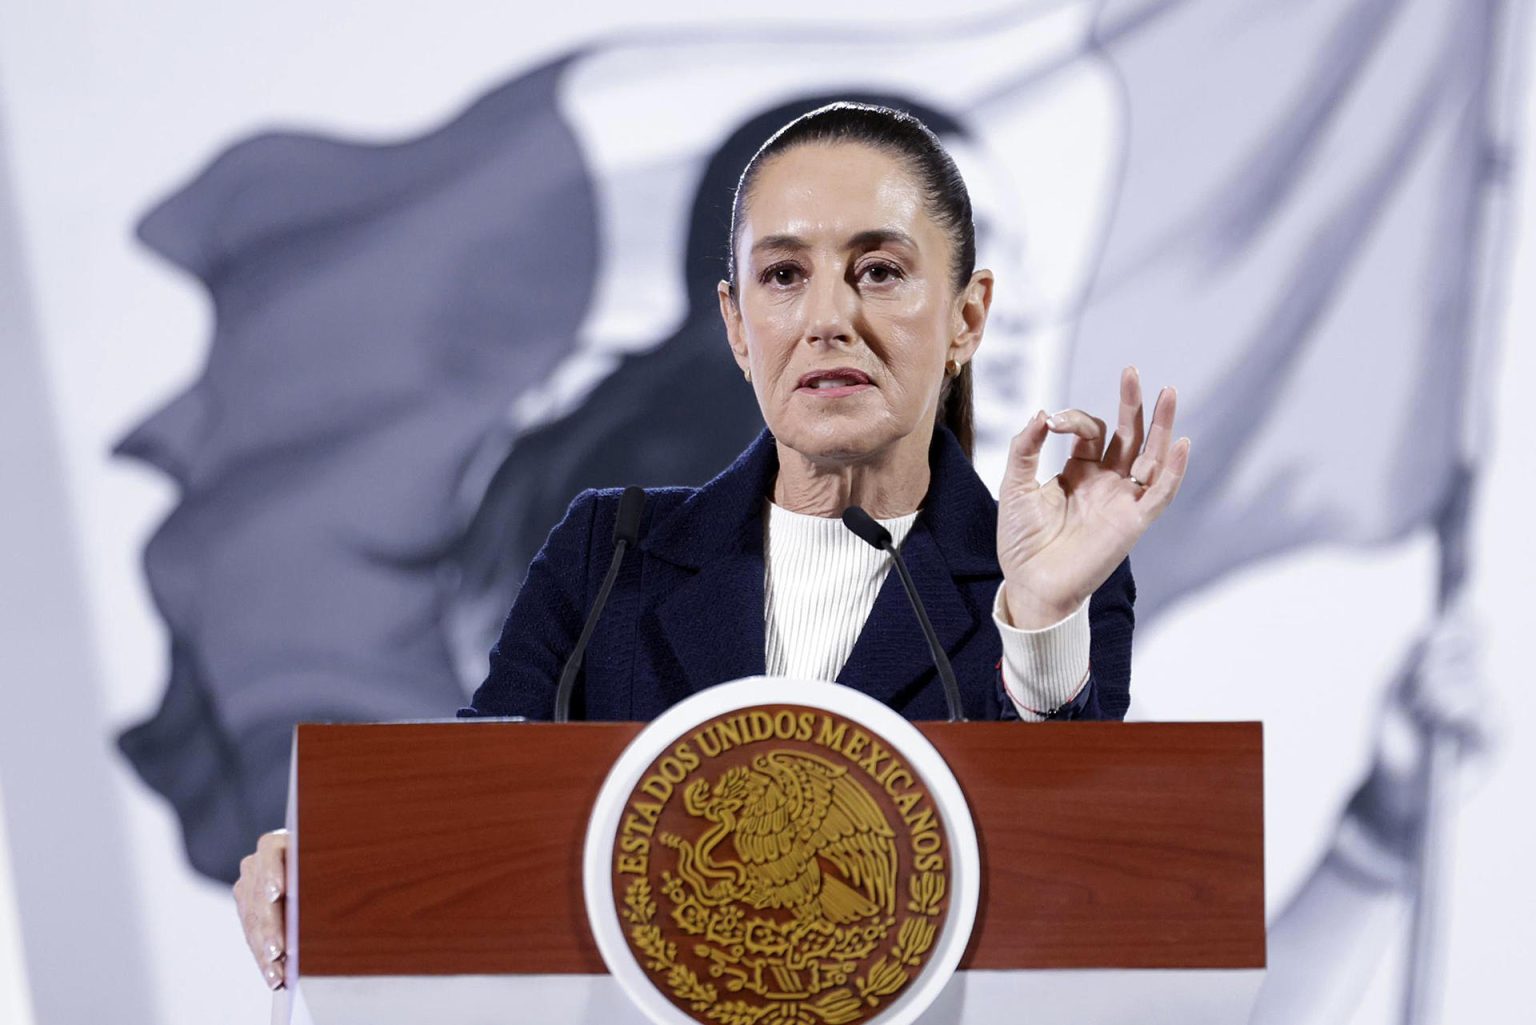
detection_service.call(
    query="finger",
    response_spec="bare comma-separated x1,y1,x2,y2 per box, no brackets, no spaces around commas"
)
1102,366,1144,475
238,892,285,990
1137,436,1190,521
243,832,289,988
255,829,288,904
1045,408,1108,463
1130,386,1178,483
236,862,286,989
1002,410,1050,489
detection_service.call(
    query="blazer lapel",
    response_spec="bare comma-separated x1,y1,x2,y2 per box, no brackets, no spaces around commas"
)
651,535,767,695
645,429,775,695
834,521,978,710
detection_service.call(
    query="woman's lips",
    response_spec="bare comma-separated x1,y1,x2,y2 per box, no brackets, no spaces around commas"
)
796,368,873,397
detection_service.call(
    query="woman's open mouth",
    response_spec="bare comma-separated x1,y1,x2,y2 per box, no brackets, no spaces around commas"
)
796,368,874,398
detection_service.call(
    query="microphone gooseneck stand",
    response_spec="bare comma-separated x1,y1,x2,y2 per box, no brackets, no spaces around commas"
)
552,486,646,723
841,505,967,722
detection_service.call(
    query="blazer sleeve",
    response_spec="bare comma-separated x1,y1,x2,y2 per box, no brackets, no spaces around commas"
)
992,555,1136,722
458,489,601,719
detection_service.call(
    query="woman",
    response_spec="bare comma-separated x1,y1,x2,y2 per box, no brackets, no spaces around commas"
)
233,101,1189,987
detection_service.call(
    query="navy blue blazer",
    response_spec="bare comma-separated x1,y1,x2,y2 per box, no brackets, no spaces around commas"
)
463,425,1135,722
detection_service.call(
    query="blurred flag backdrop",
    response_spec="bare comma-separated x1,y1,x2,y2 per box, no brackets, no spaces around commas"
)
0,2,1529,1024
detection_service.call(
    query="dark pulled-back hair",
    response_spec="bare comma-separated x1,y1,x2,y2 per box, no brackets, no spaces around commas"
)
726,101,979,457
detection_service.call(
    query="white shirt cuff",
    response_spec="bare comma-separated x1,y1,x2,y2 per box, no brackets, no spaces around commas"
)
992,588,1091,721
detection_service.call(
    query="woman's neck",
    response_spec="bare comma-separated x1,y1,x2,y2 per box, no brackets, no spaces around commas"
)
770,428,932,519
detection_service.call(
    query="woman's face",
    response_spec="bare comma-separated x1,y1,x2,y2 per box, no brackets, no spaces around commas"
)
718,141,991,466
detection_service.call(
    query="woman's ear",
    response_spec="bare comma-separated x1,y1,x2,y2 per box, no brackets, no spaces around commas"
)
717,280,752,373
949,268,994,367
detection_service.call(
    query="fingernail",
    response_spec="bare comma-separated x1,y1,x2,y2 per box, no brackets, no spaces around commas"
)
265,942,283,963
265,883,282,903
265,966,283,989
1046,413,1062,429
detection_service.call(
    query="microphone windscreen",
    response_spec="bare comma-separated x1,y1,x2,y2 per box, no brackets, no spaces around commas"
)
841,505,893,551
613,486,646,545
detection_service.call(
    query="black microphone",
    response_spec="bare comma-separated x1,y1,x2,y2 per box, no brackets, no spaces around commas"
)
841,505,967,722
553,486,646,722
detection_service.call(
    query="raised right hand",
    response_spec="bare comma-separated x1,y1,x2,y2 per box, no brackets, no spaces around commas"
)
233,829,289,989
996,366,1189,629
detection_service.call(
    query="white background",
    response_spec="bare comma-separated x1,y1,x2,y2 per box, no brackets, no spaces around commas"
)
0,2,1531,1023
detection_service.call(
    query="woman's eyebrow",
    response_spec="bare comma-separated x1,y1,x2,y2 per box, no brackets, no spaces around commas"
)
751,233,809,258
846,228,917,252
750,228,917,259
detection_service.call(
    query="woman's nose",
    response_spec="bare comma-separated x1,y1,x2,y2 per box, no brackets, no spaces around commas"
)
801,271,856,347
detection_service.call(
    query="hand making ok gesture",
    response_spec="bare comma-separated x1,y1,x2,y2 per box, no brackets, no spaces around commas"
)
996,365,1191,628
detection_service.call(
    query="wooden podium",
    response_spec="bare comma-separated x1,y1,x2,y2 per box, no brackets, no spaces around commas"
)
278,720,1264,1025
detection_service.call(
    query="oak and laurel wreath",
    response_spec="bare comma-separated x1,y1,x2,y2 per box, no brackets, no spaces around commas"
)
623,880,718,1009
852,870,943,1008
621,870,946,1024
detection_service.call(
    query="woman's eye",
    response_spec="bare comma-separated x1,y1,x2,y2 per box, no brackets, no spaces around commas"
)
860,262,901,284
762,264,801,286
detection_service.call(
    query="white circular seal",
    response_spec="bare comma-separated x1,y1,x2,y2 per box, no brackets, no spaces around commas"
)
583,676,980,1025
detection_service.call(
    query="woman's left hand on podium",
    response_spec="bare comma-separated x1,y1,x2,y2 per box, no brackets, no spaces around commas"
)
233,828,290,989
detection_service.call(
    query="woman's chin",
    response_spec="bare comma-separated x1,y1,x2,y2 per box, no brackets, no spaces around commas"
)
772,414,912,466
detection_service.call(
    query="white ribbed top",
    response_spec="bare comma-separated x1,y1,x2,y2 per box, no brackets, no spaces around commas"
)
763,501,918,682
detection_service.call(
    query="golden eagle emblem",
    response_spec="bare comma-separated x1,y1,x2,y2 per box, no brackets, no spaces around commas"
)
615,722,950,1025
667,751,898,928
